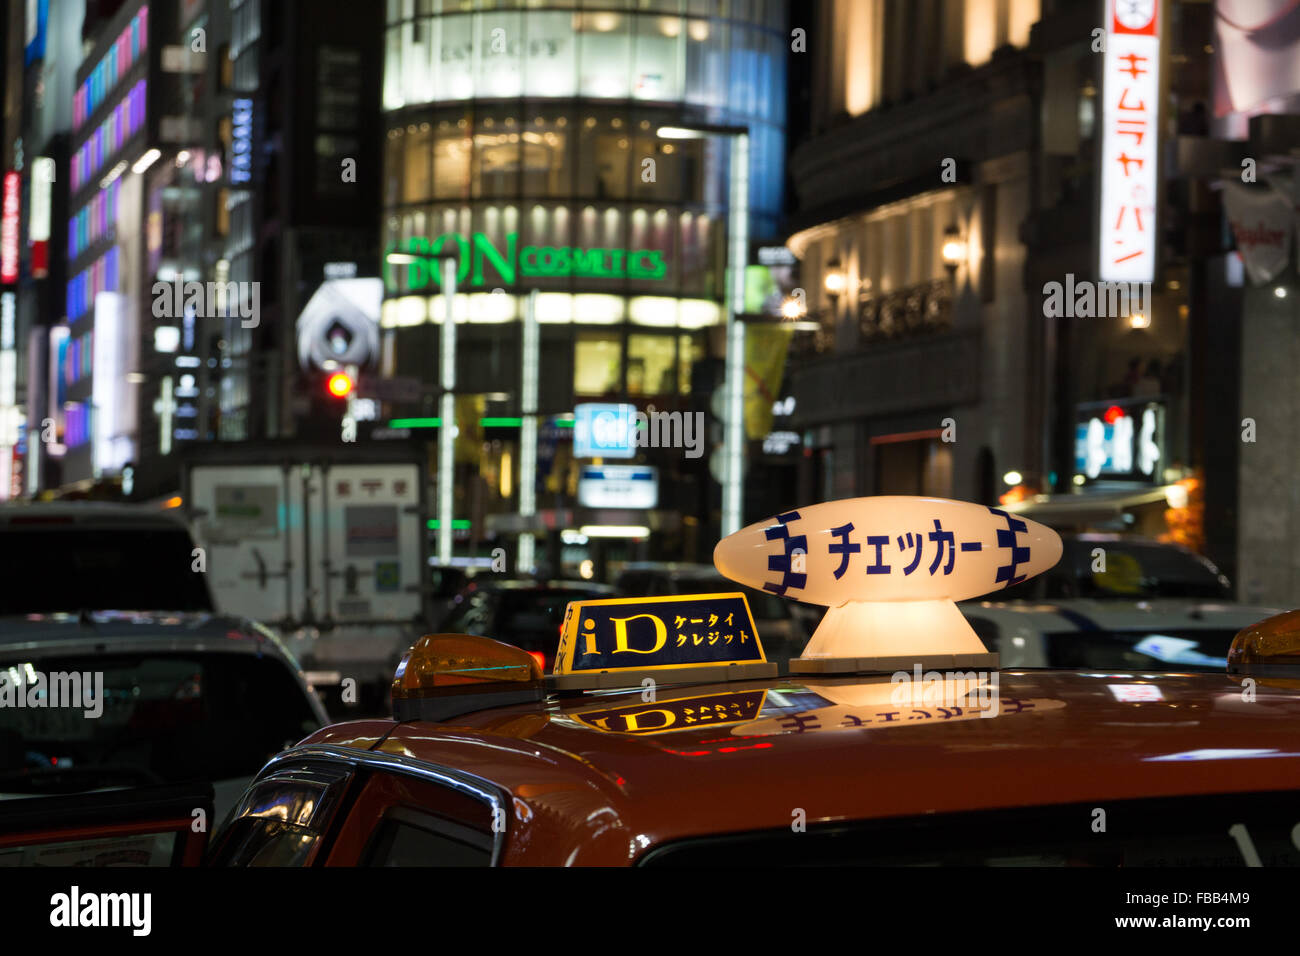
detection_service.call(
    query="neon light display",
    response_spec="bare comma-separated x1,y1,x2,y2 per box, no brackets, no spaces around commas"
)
73,7,148,130
71,79,147,192
384,231,668,292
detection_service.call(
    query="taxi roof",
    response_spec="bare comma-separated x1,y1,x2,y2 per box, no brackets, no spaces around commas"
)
296,668,1300,864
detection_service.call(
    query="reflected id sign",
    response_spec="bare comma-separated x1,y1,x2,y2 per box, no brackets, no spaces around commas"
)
570,689,767,736
557,593,765,674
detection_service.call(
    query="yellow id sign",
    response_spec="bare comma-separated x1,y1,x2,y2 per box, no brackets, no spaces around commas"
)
556,593,765,675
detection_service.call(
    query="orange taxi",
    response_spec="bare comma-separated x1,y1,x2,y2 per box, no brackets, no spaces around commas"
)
206,661,1300,866
203,496,1300,867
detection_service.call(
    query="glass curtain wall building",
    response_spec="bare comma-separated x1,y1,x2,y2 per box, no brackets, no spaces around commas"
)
380,0,787,561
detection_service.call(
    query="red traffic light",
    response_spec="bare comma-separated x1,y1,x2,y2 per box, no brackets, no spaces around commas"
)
326,371,354,398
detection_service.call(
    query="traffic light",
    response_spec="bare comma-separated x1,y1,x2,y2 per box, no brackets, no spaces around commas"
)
326,370,354,398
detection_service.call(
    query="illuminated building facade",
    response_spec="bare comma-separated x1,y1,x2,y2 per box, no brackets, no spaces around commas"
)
56,0,153,487
379,1,787,562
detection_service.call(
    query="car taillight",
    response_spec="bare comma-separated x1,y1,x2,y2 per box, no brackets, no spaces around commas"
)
528,651,546,672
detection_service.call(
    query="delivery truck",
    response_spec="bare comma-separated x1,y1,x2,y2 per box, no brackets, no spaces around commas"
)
180,442,430,713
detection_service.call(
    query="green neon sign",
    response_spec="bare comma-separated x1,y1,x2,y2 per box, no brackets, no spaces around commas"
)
384,231,668,291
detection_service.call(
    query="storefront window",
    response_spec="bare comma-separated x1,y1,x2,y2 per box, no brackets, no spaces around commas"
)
574,331,622,396
632,130,702,203
628,333,677,396
678,333,702,394
404,123,433,202
576,115,630,199
432,119,471,198
521,112,572,197
472,118,521,197
678,208,716,297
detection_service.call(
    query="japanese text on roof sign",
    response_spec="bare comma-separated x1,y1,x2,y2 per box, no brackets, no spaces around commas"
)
557,594,765,673
762,506,1032,598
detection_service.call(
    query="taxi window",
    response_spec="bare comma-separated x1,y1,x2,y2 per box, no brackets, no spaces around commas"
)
361,808,492,867
208,765,353,867
641,790,1300,866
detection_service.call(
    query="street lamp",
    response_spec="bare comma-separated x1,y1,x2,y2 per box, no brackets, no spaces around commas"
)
386,247,459,565
657,123,749,536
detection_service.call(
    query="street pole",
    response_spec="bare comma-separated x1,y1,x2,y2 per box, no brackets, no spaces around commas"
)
437,256,457,565
722,132,750,537
518,289,539,574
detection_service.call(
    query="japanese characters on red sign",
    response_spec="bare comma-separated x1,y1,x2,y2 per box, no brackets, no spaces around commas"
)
1099,0,1160,283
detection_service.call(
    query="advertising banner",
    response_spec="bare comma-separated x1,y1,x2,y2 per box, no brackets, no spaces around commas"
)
1221,182,1294,284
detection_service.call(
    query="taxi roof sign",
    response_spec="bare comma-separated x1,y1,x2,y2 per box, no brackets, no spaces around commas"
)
391,633,545,722
554,593,776,690
1229,609,1300,678
713,496,1063,671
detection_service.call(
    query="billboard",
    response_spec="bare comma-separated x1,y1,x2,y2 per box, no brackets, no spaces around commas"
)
1099,0,1161,283
1,173,19,284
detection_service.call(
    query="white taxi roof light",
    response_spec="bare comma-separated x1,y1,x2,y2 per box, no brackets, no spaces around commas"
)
713,496,1063,671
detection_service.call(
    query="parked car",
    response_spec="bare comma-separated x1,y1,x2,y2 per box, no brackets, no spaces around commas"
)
962,598,1283,671
991,534,1234,601
0,503,328,826
612,562,817,664
438,578,617,672
958,533,1274,671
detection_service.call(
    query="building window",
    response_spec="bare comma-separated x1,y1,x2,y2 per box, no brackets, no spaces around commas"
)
678,333,702,394
434,119,472,198
404,123,433,202
577,115,630,200
472,120,521,198
574,331,622,396
627,333,677,395
521,112,572,198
